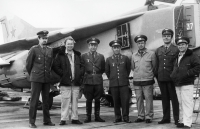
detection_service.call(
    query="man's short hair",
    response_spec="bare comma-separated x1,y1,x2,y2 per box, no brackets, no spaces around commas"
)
64,37,76,45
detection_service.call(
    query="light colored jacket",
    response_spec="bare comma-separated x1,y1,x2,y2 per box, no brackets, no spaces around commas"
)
131,49,156,82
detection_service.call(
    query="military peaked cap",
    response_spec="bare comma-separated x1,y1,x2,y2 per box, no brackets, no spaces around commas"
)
86,37,100,44
162,28,174,36
109,39,122,47
37,30,49,37
134,35,147,43
175,36,190,45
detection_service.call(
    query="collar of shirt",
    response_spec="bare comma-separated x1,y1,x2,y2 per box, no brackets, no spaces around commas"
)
178,52,186,57
114,54,121,58
164,43,171,49
39,44,46,49
136,48,147,56
65,49,74,55
90,51,97,56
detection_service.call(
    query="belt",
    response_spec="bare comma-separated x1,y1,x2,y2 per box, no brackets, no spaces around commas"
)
86,71,101,75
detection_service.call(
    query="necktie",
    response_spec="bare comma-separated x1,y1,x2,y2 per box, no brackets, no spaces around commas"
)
165,47,168,52
92,53,95,62
116,55,119,62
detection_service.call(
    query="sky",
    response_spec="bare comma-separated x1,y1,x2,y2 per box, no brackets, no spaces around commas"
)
0,0,182,44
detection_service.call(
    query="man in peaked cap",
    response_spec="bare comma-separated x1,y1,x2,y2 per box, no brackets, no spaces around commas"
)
81,37,106,123
105,39,131,123
155,28,179,125
134,35,147,43
26,30,55,128
171,37,200,128
131,35,156,123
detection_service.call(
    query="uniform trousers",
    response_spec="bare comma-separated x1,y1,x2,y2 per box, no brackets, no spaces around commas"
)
84,84,103,103
110,86,130,120
175,85,194,127
158,81,179,121
60,86,80,121
134,85,154,120
29,82,51,124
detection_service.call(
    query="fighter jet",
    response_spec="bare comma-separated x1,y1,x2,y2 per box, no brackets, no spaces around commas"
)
0,0,199,103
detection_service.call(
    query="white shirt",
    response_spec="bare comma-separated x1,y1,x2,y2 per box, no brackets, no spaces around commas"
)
66,50,75,80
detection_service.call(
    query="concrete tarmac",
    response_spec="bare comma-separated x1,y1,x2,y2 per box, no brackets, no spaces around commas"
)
0,88,200,129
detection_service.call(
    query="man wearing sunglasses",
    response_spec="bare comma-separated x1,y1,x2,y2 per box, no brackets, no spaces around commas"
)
26,30,55,128
155,29,179,125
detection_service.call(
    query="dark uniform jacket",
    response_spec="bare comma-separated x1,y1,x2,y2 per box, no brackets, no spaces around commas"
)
53,47,83,86
105,54,131,87
81,52,105,85
170,49,200,86
155,44,179,81
26,45,53,83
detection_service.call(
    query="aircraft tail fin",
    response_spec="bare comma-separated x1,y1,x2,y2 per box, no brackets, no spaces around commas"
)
0,14,38,43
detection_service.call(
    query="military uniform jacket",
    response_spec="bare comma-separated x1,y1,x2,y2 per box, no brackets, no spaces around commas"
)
155,44,179,81
26,45,53,83
105,54,131,87
81,52,105,85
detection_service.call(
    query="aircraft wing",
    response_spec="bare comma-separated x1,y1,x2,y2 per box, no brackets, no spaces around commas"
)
155,0,177,4
72,12,143,41
0,12,143,54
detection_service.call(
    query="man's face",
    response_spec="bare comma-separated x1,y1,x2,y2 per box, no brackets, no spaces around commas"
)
38,36,48,45
112,45,121,55
162,34,172,44
136,40,146,50
177,43,188,53
65,40,74,51
88,43,98,52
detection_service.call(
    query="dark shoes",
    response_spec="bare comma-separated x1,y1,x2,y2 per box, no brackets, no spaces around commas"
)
59,120,66,125
43,122,55,126
113,119,122,123
95,116,105,122
135,118,145,123
84,116,91,123
176,123,184,128
123,119,132,123
71,120,83,124
29,123,37,128
177,123,191,129
175,120,179,125
146,119,152,123
158,119,170,124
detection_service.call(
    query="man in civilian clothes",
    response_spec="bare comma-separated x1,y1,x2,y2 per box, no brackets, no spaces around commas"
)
131,35,156,123
171,37,200,128
155,28,179,125
26,30,55,128
81,37,105,123
53,37,83,125
105,40,131,123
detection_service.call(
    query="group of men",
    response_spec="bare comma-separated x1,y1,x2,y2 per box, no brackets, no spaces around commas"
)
26,28,200,129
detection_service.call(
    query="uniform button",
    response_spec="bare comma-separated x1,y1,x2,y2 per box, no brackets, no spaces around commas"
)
118,73,119,74
164,59,166,60
164,67,165,69
164,63,165,65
